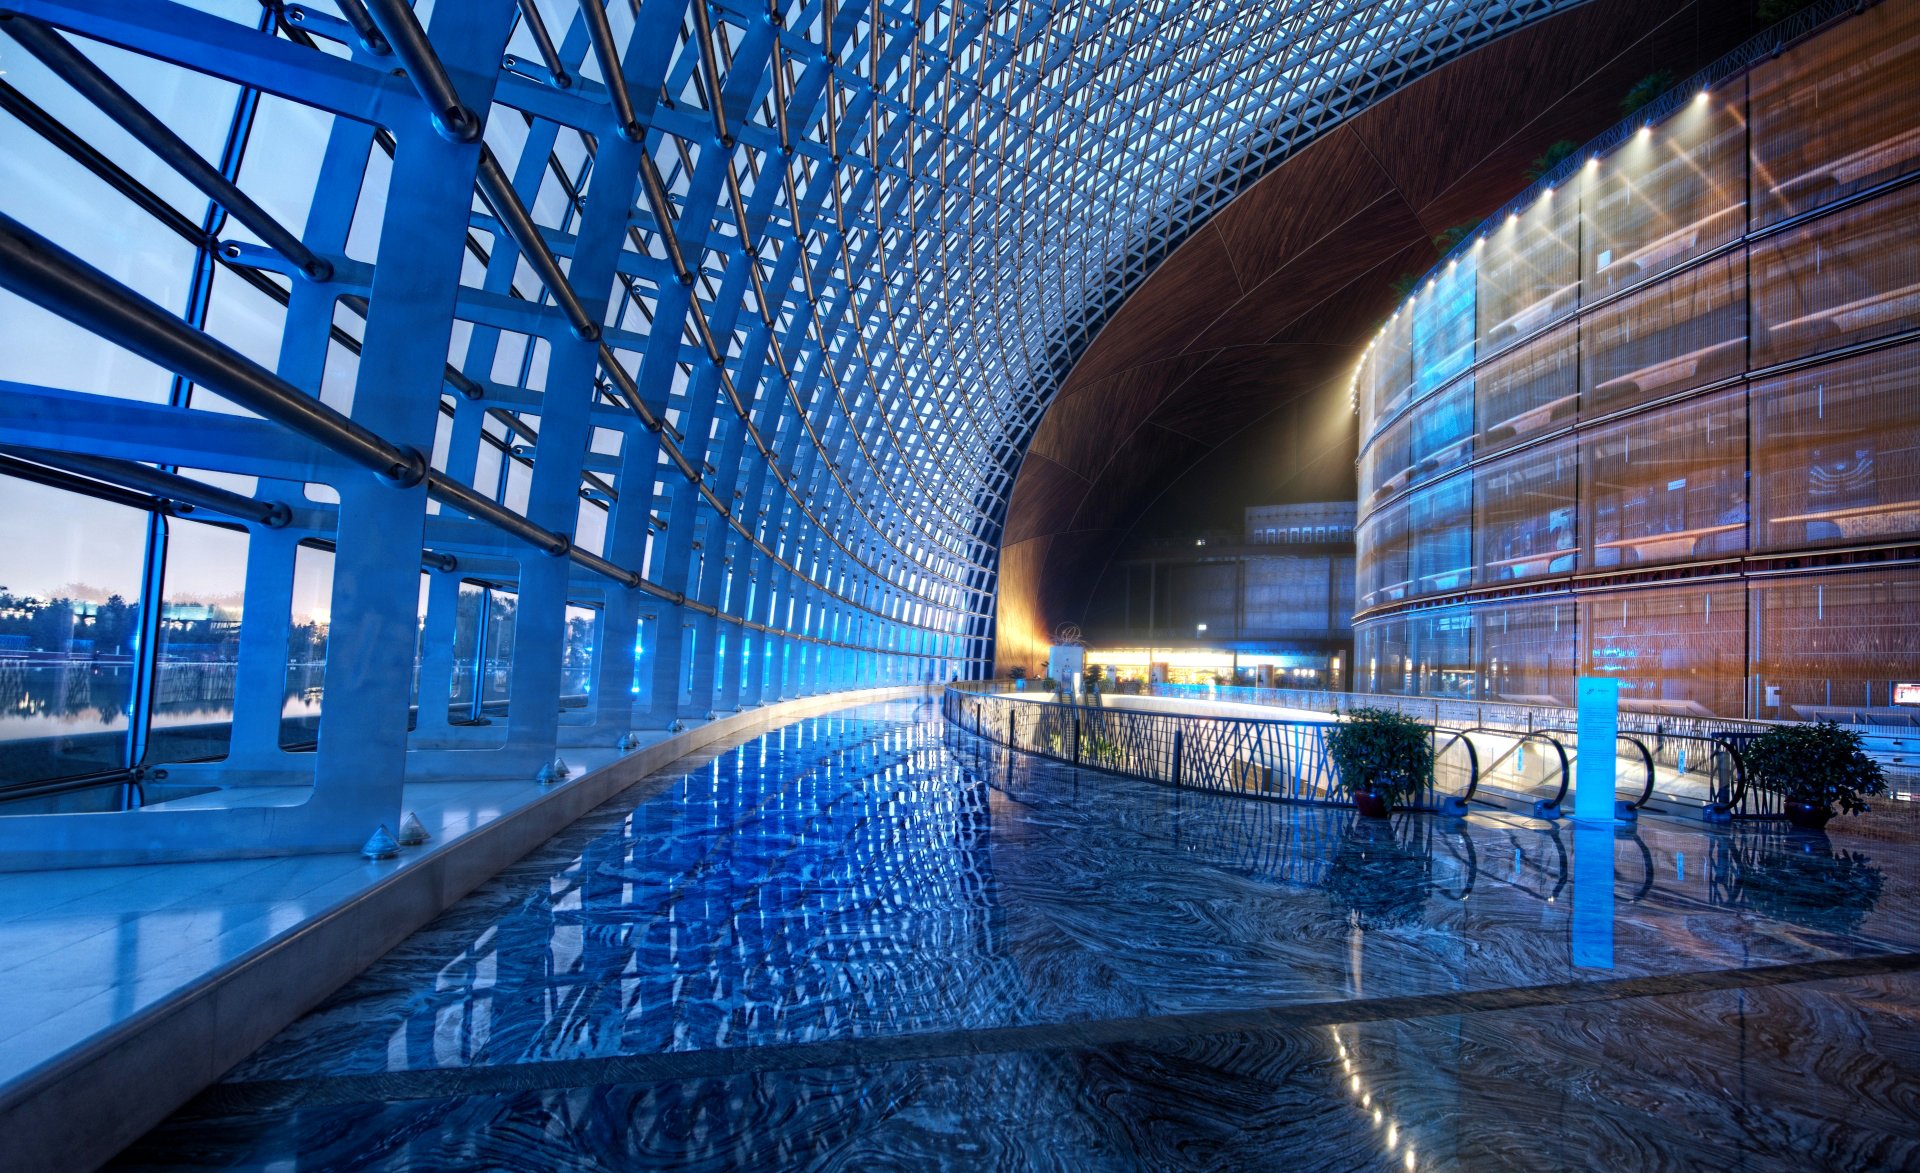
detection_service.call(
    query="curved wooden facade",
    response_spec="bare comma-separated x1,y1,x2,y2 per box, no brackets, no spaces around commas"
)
994,0,1754,675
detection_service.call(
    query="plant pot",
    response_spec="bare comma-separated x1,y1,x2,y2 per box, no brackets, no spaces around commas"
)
1353,788,1391,819
1784,800,1833,830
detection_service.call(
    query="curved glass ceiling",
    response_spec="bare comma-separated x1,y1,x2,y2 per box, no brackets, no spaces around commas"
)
0,0,1572,698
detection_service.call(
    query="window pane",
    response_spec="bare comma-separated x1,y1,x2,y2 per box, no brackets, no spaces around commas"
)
1749,0,1920,227
0,476,145,784
1582,585,1744,718
1751,568,1920,720
281,543,332,749
1750,342,1920,553
1582,252,1746,417
1476,437,1578,583
146,518,248,766
1750,180,1920,369
1583,390,1746,571
1585,94,1745,297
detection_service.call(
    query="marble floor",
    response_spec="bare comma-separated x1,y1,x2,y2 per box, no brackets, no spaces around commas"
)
114,698,1920,1170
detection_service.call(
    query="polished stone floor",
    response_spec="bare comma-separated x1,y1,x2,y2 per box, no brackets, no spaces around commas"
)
114,698,1920,1170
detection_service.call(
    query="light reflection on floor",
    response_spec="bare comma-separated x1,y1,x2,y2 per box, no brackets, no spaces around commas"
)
114,699,1920,1171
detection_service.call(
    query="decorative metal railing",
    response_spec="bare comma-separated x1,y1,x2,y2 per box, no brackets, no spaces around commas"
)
1149,684,1850,821
941,687,1478,813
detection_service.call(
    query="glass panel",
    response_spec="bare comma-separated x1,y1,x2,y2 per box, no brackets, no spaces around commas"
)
1750,342,1920,553
1406,607,1476,698
449,580,486,717
1581,251,1746,417
1474,321,1577,457
0,476,145,785
1582,585,1745,718
482,587,517,715
1479,598,1576,706
1412,254,1476,395
1408,377,1473,488
1751,568,1920,721
1475,437,1578,584
1478,183,1579,351
1369,306,1417,438
1583,389,1747,571
146,518,247,766
562,603,596,708
1355,498,1408,612
1750,180,1920,369
280,543,332,750
1361,412,1412,505
1357,616,1410,695
1407,476,1472,597
1749,0,1920,227
1585,94,1746,298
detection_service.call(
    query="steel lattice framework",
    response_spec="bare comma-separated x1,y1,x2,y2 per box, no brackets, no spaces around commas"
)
0,0,1571,860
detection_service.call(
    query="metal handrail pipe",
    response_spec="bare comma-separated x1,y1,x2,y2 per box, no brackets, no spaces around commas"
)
360,0,480,141
568,546,641,589
0,210,428,487
573,0,643,141
475,148,599,340
424,470,569,557
689,0,732,146
0,15,334,282
0,452,173,517
638,154,697,285
513,0,571,88
5,446,292,528
330,0,392,55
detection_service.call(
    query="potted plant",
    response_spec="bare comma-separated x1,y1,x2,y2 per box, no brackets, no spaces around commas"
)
1325,707,1434,818
1739,721,1887,830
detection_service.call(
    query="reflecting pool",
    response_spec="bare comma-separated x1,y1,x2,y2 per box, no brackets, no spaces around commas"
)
115,699,1920,1170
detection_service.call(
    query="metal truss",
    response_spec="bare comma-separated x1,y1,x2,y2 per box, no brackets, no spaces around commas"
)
0,0,1570,860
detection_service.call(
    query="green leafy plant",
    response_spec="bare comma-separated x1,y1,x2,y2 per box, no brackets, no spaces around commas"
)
1325,707,1435,806
1430,221,1479,255
1525,139,1579,182
1756,0,1816,25
1740,721,1887,815
1086,733,1119,764
1620,70,1675,117
1007,665,1028,682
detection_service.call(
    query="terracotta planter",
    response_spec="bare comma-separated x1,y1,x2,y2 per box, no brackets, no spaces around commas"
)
1784,800,1833,830
1353,788,1391,818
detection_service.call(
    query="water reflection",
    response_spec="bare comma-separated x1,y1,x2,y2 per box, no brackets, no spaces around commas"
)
1723,827,1886,933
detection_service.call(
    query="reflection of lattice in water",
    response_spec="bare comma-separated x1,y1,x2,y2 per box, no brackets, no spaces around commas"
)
155,661,237,704
379,709,1027,1069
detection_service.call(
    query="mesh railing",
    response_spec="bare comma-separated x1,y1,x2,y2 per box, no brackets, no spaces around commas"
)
942,687,1478,813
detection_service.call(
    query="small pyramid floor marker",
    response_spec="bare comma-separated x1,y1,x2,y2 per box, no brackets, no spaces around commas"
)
397,811,430,846
361,824,400,859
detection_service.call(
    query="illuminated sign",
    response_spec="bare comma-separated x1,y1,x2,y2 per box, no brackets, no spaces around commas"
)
1895,683,1920,706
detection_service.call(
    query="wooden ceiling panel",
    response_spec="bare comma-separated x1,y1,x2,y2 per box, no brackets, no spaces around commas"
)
1207,126,1402,286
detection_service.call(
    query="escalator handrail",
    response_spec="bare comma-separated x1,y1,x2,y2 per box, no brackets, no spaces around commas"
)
1615,734,1657,810
1431,728,1481,805
1457,726,1571,808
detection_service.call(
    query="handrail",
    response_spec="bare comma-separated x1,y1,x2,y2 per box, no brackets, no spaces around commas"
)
1457,726,1571,818
1432,729,1479,816
942,685,1480,814
1616,734,1657,812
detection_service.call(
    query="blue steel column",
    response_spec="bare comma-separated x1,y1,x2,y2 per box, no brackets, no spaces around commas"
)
314,1,515,835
